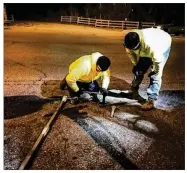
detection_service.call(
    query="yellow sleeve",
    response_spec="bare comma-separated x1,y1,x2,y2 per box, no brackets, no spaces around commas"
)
125,48,138,65
101,69,110,89
66,63,88,92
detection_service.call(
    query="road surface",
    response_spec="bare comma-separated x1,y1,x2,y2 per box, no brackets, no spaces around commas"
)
4,22,185,170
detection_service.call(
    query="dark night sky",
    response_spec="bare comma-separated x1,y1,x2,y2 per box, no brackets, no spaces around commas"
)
5,3,86,20
4,3,185,25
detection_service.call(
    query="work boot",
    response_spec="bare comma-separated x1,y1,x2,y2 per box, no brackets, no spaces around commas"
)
141,99,155,111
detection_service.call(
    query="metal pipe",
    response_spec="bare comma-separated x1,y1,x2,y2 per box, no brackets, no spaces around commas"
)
18,96,68,170
83,90,106,104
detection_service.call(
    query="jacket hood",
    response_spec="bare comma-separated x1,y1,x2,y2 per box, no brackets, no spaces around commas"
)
91,52,103,71
92,52,103,62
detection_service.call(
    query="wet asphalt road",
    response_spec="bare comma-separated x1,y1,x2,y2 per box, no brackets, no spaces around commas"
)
4,23,185,170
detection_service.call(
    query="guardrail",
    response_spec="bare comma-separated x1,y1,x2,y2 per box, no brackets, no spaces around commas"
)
61,16,143,29
141,22,155,28
125,21,140,29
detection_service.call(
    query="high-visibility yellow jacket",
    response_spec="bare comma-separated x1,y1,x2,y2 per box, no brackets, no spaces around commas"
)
125,28,172,74
66,52,110,92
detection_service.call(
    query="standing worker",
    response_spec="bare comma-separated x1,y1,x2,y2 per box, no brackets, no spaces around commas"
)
60,52,111,104
123,28,172,110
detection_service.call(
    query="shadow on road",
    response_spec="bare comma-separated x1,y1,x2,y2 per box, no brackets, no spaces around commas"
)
63,107,139,170
4,95,57,119
61,87,185,169
4,77,185,169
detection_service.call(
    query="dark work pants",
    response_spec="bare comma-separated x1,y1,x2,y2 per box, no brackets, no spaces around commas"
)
131,57,153,90
132,47,170,100
60,76,100,97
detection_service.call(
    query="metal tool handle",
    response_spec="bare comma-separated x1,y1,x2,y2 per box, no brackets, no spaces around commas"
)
18,96,68,170
110,106,117,117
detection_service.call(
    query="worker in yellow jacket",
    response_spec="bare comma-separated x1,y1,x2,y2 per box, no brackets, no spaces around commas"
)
60,52,111,104
124,28,172,110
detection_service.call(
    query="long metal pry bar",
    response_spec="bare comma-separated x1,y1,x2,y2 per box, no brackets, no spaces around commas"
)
18,96,68,170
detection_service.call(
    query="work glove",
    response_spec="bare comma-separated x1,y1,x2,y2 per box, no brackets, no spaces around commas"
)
74,90,82,97
99,88,108,96
132,65,144,76
70,89,82,98
148,71,157,77
70,90,82,105
70,96,79,105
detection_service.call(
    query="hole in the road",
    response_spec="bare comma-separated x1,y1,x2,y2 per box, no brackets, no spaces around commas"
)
40,77,131,98
40,78,184,108
5,78,184,120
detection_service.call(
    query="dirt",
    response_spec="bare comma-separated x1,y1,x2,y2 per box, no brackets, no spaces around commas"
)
4,22,185,170
4,76,185,170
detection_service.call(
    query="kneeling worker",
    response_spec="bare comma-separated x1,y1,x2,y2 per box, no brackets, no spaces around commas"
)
60,52,111,104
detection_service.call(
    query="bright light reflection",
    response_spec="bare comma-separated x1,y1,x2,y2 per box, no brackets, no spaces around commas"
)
135,120,159,133
84,116,154,160
115,112,139,122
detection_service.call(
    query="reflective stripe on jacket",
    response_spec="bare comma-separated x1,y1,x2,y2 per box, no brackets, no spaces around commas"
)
66,52,110,92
